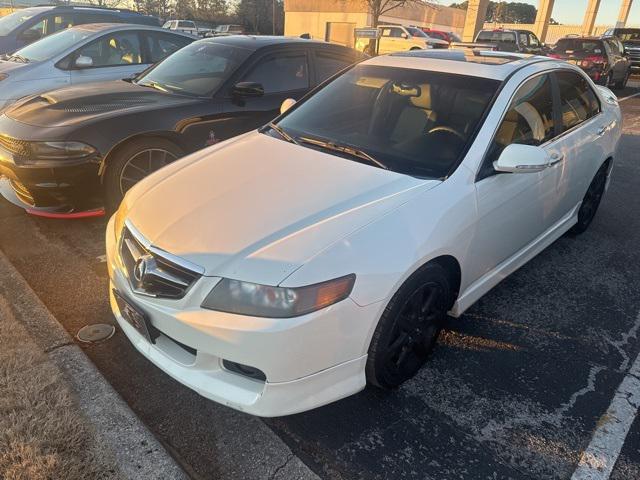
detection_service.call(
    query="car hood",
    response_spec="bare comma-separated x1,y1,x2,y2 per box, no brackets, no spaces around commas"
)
0,59,29,75
124,132,439,285
4,80,195,128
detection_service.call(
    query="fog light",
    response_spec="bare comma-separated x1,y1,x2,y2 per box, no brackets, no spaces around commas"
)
222,360,266,381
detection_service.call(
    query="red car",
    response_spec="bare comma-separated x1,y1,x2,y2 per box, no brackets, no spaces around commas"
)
421,28,461,44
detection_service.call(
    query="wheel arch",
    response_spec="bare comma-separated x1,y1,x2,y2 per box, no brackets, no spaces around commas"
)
98,131,186,180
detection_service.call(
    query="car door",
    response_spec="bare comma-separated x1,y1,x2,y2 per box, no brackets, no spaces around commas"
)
69,30,148,85
604,39,623,80
215,48,312,140
550,69,608,213
469,73,564,281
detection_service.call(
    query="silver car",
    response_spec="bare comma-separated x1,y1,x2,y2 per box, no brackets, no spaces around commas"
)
0,23,194,110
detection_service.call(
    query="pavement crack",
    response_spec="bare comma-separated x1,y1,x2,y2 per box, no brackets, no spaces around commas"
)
44,341,74,354
269,453,293,480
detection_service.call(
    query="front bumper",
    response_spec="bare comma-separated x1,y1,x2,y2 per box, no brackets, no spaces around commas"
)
106,215,380,416
0,149,102,213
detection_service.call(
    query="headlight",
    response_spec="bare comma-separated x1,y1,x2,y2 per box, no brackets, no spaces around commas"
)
29,141,96,161
201,274,356,318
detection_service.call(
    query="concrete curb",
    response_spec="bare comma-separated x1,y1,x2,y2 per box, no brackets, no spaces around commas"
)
0,249,188,480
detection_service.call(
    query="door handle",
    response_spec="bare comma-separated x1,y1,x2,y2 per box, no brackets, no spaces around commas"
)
597,122,613,136
548,152,564,165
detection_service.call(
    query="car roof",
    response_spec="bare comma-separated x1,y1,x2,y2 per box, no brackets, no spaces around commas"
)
69,23,190,35
364,50,553,81
201,35,352,50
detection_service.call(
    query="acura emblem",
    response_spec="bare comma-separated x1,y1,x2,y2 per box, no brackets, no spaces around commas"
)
134,255,152,283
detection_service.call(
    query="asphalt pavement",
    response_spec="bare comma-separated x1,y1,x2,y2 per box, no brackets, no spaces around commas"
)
1,88,639,479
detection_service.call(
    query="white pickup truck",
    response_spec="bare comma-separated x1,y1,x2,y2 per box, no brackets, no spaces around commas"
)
163,20,198,36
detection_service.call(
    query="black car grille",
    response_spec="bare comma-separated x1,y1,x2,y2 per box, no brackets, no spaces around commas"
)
0,134,30,157
119,224,202,299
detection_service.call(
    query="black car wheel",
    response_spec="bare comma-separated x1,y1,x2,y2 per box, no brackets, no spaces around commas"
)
103,138,183,213
569,163,608,235
366,263,450,389
614,69,631,90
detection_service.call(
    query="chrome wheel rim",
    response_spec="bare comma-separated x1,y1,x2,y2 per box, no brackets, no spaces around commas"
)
119,148,177,196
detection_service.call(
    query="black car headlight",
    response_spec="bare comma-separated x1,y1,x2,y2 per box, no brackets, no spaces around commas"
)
201,275,356,318
29,141,97,162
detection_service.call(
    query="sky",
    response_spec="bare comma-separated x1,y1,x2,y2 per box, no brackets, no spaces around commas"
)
514,0,640,26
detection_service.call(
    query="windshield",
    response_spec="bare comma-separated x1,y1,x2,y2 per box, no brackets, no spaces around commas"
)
13,27,93,62
407,27,427,38
554,39,604,54
615,29,640,41
136,41,251,97
276,65,499,178
0,9,40,36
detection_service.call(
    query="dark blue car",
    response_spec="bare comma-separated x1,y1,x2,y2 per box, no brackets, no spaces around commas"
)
0,5,160,55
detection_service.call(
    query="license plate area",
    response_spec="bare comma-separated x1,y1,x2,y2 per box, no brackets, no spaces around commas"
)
113,289,159,344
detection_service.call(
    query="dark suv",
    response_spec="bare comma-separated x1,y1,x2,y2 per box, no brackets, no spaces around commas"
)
604,28,640,71
549,36,631,89
474,29,545,54
0,5,160,54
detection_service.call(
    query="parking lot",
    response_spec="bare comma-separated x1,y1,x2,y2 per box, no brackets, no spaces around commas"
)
0,85,637,479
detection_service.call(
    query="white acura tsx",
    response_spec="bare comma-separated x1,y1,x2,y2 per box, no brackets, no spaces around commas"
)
106,50,622,416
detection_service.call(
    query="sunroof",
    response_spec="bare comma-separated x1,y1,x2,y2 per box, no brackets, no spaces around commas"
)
390,49,521,65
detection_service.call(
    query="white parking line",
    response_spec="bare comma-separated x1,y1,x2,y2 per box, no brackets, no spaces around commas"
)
618,91,640,102
571,343,640,479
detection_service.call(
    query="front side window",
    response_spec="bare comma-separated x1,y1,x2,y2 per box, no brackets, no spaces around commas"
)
528,33,540,47
51,14,74,33
556,70,600,131
518,32,528,45
484,74,555,175
77,31,142,67
275,65,499,178
136,41,251,97
242,53,309,94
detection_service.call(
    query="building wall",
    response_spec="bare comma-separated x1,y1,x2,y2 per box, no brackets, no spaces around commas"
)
284,0,466,45
482,22,638,43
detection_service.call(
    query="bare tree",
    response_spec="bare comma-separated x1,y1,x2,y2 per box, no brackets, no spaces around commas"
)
364,0,431,27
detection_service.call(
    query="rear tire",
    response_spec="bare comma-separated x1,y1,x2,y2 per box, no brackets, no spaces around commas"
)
366,263,451,389
614,69,630,90
103,138,183,214
569,163,608,235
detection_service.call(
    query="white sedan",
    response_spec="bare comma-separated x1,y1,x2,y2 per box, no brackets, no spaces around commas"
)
106,50,622,416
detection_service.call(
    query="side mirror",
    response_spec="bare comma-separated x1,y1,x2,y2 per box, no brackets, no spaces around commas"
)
232,81,264,97
74,55,93,69
401,33,409,39
280,98,296,115
493,144,555,174
19,29,42,43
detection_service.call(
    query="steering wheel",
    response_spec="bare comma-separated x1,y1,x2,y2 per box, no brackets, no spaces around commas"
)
427,126,465,142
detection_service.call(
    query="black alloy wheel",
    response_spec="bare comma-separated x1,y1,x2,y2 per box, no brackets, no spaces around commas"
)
570,164,608,235
103,137,183,213
366,263,451,389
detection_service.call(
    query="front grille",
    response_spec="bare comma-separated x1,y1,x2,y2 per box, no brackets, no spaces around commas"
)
119,223,203,299
0,134,30,157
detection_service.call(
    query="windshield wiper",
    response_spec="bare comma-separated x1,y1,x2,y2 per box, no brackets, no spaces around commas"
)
266,122,299,145
298,136,388,170
137,80,169,93
7,54,29,63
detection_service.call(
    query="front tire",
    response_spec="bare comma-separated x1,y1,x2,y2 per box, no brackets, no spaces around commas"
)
103,138,183,213
366,263,451,389
569,163,608,235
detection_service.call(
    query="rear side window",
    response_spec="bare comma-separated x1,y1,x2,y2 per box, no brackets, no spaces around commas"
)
484,74,555,173
146,32,192,63
178,21,195,29
477,31,516,44
556,71,600,131
242,53,309,94
554,39,604,54
315,51,353,83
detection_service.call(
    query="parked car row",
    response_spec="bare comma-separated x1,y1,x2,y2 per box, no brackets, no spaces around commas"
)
0,33,364,215
0,16,625,417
